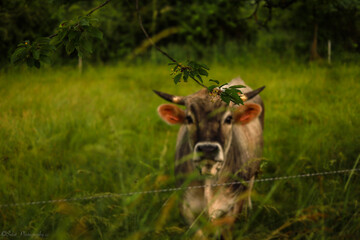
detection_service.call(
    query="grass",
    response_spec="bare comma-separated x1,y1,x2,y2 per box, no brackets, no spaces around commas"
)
0,60,359,239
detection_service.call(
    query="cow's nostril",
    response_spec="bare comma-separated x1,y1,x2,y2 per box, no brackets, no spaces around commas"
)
196,144,219,153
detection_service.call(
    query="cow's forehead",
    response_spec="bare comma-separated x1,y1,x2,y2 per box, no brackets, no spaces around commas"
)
185,90,228,118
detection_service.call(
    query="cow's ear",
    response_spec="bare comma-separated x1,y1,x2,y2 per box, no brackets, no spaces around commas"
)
234,103,262,125
157,104,186,125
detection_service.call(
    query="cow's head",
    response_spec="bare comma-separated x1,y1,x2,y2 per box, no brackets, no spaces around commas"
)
155,86,264,176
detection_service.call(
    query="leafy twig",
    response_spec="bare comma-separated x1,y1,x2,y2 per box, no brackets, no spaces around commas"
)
136,0,207,88
11,0,247,105
48,0,112,39
11,1,109,68
135,0,246,104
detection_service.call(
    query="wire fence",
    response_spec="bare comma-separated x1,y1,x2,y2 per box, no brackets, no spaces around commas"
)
0,168,359,208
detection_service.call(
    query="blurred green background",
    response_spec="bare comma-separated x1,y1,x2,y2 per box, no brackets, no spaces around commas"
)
0,0,360,239
1,0,359,66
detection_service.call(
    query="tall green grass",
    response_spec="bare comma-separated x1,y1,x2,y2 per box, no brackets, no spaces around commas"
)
0,61,359,239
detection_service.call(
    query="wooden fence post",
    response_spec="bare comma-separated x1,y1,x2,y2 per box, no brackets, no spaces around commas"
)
78,56,83,73
328,40,331,65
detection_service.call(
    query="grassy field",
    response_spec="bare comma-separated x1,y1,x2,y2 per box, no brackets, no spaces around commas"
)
0,61,359,239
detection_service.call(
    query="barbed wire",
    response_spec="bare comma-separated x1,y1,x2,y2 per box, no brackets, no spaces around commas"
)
0,168,359,208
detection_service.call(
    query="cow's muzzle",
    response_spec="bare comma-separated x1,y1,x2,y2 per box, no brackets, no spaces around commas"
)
193,142,224,176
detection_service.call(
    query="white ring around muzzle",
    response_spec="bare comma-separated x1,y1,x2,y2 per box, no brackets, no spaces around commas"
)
193,141,224,162
193,142,225,176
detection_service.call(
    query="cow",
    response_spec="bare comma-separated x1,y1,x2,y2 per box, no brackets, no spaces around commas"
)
154,78,265,238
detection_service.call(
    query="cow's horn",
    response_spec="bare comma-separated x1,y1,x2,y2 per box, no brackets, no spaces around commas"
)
153,90,185,105
241,86,266,101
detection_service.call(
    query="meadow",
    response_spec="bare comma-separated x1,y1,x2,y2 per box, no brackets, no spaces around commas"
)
0,60,359,239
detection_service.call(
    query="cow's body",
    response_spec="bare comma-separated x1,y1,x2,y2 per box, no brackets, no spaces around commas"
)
155,78,264,237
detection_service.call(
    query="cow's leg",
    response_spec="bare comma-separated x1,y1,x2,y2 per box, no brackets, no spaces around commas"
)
181,188,208,239
181,202,208,239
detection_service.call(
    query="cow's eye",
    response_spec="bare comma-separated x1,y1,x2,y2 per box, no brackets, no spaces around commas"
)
186,116,193,124
224,115,232,124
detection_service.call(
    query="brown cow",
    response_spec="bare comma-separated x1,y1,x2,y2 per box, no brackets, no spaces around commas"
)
154,78,265,238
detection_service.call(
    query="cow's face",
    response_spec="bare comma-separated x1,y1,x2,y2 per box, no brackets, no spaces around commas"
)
157,90,262,176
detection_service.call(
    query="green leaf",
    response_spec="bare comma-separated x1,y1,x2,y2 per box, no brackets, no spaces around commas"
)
196,74,203,83
189,71,195,79
59,21,68,28
207,85,218,92
231,96,243,105
168,62,177,65
89,17,99,24
50,29,68,46
80,37,93,54
86,26,103,40
232,88,242,93
11,47,27,64
222,88,241,105
225,88,243,105
174,73,182,84
209,79,220,84
219,83,228,88
68,30,80,41
50,36,61,46
66,40,75,55
198,68,208,76
32,49,40,60
220,94,231,105
229,85,246,89
200,63,210,70
40,44,56,53
183,70,189,82
79,18,90,27
39,47,55,57
35,37,50,45
225,88,238,98
188,61,197,68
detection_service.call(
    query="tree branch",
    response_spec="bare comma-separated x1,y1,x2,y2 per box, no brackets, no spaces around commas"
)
48,33,58,39
241,0,298,30
87,0,112,16
135,0,207,89
48,0,112,39
240,1,268,29
135,0,178,64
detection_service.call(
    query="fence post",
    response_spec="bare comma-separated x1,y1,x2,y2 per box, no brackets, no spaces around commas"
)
328,40,331,65
78,56,83,73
